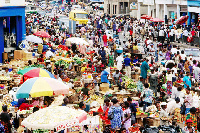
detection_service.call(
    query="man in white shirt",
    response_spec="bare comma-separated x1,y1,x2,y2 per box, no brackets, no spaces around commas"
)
159,28,165,43
46,48,54,59
183,29,189,43
180,50,186,61
171,45,177,55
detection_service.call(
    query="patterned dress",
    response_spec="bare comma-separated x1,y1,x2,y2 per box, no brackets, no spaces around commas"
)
141,88,153,104
108,106,123,129
108,54,114,67
185,113,197,133
0,122,4,133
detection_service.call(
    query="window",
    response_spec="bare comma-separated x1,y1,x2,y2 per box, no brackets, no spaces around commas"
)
75,13,88,19
5,0,10,3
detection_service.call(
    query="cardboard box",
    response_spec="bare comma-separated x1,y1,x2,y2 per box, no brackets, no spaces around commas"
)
23,52,32,60
100,83,109,92
14,50,24,60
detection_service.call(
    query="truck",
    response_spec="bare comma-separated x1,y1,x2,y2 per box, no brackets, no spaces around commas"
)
69,10,89,25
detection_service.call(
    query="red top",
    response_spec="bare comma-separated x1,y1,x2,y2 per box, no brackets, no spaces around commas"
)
191,31,196,36
129,30,133,36
102,35,107,42
37,58,44,62
19,103,33,111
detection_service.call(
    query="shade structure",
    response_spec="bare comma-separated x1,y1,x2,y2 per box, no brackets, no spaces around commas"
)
141,15,152,20
21,106,87,131
17,67,55,79
66,37,89,46
176,15,189,25
16,77,69,99
150,18,164,22
33,31,51,38
26,35,43,43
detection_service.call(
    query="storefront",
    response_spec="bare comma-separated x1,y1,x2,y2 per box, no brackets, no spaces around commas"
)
0,3,26,62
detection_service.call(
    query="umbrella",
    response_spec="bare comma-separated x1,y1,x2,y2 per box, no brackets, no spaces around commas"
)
33,31,51,38
150,18,164,22
93,3,100,6
16,77,69,99
17,67,55,79
66,37,89,46
141,15,152,20
165,60,175,69
26,35,43,44
176,15,189,25
21,106,87,131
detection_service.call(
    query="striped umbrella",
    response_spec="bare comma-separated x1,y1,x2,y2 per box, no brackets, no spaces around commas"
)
16,77,69,99
176,16,189,25
18,67,55,79
150,18,164,22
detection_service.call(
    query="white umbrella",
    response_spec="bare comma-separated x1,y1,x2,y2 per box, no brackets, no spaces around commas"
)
66,37,89,46
26,35,43,44
93,3,100,6
21,106,87,131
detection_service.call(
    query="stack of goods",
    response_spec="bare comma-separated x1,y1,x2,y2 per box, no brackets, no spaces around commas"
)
2,94,13,108
14,50,24,60
18,109,33,115
128,123,140,133
74,81,82,87
54,60,69,68
122,76,137,92
50,95,65,107
21,106,87,131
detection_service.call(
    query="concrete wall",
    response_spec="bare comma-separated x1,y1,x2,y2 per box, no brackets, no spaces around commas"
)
0,0,25,7
130,6,148,18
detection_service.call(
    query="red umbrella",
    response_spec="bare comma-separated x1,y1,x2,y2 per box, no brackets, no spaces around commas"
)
141,15,152,20
33,31,51,38
150,18,164,22
176,15,189,25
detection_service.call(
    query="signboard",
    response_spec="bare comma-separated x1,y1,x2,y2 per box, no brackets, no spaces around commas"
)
180,6,188,12
90,0,104,2
130,2,137,10
0,0,25,7
187,0,200,6
143,0,154,5
188,6,200,13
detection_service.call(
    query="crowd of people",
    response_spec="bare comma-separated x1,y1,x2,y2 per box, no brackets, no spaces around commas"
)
0,1,200,133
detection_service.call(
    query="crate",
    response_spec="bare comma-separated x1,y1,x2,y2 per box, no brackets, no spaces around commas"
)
100,83,109,92
23,52,32,61
14,50,24,60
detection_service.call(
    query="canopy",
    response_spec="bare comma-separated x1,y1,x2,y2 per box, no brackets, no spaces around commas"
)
26,35,42,43
33,31,51,38
21,106,87,131
17,67,55,79
16,77,69,99
141,15,152,20
66,37,89,46
176,15,189,25
150,18,164,22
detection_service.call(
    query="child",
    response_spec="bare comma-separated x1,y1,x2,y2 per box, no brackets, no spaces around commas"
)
93,76,99,95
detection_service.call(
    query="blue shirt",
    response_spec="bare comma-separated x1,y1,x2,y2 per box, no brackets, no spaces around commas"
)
124,58,131,66
183,76,191,88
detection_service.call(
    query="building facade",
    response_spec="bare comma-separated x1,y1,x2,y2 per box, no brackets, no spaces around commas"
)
104,0,136,16
0,0,26,62
133,0,199,25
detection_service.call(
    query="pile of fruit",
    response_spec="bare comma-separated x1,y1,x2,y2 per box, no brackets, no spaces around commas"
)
54,60,69,68
128,123,140,133
73,57,87,65
122,76,137,89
